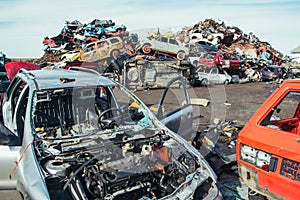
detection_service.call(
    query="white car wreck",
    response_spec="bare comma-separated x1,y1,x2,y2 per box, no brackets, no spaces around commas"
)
0,68,221,199
196,67,232,86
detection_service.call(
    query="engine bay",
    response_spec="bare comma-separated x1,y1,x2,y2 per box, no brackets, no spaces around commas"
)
33,124,214,199
30,86,217,199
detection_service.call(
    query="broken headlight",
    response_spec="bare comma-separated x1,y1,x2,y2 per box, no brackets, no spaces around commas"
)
240,144,272,171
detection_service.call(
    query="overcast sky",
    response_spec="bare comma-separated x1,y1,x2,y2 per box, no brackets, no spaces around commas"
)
0,0,299,58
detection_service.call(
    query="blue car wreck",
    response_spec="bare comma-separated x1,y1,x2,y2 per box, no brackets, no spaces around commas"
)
84,24,127,39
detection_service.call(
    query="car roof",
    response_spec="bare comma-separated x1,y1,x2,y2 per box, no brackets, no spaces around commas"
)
88,36,121,45
18,69,116,90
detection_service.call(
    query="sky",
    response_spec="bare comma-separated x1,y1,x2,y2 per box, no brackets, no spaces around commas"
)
0,0,299,58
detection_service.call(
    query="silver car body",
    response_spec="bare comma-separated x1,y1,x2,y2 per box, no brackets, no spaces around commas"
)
0,69,221,199
138,36,189,59
196,67,232,85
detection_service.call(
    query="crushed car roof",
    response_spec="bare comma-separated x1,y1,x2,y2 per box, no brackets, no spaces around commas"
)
18,69,116,90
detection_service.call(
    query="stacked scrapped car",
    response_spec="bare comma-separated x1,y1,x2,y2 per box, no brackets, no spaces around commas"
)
0,69,222,199
123,55,196,90
198,52,241,70
84,19,127,40
61,36,124,62
137,36,190,60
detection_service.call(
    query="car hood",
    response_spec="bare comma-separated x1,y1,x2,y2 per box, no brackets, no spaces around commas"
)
5,62,41,82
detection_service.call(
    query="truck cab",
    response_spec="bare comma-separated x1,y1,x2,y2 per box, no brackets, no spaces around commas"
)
236,80,300,199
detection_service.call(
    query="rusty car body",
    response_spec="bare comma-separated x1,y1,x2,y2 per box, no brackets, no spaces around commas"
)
122,56,196,90
62,37,123,62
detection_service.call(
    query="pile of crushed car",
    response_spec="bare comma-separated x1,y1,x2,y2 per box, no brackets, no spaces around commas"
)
35,18,299,89
42,19,128,54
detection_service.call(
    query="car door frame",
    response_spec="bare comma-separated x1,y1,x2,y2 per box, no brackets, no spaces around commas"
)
210,67,220,83
2,77,26,132
0,122,21,189
0,75,30,188
156,76,194,140
168,38,179,54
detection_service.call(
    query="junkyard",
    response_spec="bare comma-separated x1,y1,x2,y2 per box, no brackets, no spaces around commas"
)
0,9,300,200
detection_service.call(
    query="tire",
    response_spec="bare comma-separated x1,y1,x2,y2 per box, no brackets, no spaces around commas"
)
201,78,209,87
100,34,107,39
110,49,120,59
192,60,198,67
141,44,152,54
224,79,229,85
177,51,186,60
183,36,190,43
189,77,196,87
127,68,139,82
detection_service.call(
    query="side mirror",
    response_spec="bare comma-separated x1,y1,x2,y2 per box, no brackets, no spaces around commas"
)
0,123,21,146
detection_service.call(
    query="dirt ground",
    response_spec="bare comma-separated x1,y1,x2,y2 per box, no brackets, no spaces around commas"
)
134,81,275,127
134,81,278,200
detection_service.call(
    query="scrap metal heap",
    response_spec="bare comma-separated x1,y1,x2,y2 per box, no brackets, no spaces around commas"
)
186,19,283,64
35,18,298,85
42,19,128,55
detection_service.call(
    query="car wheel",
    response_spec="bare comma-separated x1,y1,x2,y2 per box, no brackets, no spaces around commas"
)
142,44,152,54
202,78,209,87
183,36,190,43
100,34,107,39
224,79,229,85
110,49,120,59
189,77,196,87
127,67,139,82
177,51,186,60
192,60,198,67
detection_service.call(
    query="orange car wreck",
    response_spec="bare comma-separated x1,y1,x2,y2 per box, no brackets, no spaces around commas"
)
236,80,300,200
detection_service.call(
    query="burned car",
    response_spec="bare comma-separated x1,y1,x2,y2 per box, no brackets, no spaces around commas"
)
0,68,221,199
62,36,123,62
